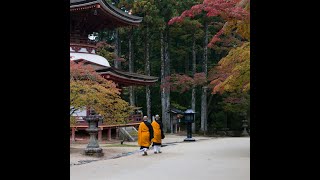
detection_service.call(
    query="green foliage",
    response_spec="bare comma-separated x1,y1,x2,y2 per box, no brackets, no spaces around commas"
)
212,111,226,129
171,102,187,111
96,42,116,64
220,92,250,114
70,116,77,126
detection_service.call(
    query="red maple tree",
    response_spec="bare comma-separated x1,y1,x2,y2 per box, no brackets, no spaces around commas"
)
161,72,207,93
168,0,249,47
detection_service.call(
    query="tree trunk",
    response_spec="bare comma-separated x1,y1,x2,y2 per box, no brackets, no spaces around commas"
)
200,86,208,134
118,29,121,69
170,116,173,134
203,22,208,77
200,21,208,134
146,86,151,119
185,54,189,75
160,31,167,131
164,28,171,133
207,93,215,116
114,29,121,69
191,35,196,133
145,25,151,119
128,27,135,106
129,86,135,106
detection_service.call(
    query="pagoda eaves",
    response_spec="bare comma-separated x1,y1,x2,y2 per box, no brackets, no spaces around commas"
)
96,67,158,86
70,0,142,32
70,0,158,87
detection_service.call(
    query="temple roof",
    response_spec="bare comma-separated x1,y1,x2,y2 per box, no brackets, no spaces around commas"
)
70,52,158,86
70,0,142,30
96,67,158,86
70,1,156,86
167,108,185,114
70,52,111,67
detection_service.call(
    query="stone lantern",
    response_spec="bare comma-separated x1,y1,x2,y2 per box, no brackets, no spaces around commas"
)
241,112,249,137
183,109,196,142
83,110,104,157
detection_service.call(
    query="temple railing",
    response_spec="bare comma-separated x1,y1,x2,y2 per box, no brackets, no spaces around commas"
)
72,114,142,127
70,36,96,45
70,42,97,54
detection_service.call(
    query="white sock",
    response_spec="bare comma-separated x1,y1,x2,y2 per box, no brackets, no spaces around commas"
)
154,145,159,152
141,148,147,155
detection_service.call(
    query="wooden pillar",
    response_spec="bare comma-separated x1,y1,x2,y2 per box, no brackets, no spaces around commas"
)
98,127,103,142
175,124,178,134
107,128,112,141
116,128,119,139
71,127,76,142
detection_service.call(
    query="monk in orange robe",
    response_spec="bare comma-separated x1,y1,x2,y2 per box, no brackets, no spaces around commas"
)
138,116,154,156
151,114,165,154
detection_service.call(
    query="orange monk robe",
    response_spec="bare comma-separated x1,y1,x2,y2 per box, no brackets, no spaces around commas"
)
138,121,153,147
151,121,163,144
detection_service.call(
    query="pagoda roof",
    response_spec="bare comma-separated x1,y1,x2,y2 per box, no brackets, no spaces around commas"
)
96,67,158,86
70,52,110,67
70,52,158,86
70,0,142,29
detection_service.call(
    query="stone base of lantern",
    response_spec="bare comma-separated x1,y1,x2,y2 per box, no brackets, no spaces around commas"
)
241,128,249,137
184,138,195,142
84,148,104,157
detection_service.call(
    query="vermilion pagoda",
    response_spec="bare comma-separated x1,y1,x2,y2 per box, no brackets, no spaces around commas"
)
70,0,158,142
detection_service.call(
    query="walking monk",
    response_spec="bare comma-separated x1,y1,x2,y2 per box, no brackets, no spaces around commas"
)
138,116,154,156
151,114,165,154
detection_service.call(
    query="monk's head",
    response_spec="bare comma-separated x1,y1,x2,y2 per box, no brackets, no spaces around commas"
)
143,116,148,121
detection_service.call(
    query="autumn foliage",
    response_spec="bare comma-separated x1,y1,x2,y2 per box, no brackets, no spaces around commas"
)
208,42,250,94
70,61,106,83
70,61,132,125
161,72,207,93
168,0,249,47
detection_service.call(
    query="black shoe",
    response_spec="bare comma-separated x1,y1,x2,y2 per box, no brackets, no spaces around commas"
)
154,152,158,154
142,151,148,156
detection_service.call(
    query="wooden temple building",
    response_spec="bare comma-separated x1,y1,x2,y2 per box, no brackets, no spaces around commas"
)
70,0,158,142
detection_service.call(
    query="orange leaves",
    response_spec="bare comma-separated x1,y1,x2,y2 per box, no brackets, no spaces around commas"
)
208,42,250,94
70,61,106,83
70,61,132,125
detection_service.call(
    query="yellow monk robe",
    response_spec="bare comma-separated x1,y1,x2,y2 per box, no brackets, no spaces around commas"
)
138,121,152,147
151,121,162,144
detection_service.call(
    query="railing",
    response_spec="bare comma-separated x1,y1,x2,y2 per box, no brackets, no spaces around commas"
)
70,43,97,53
72,114,142,127
70,38,97,54
70,36,96,46
128,114,143,122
